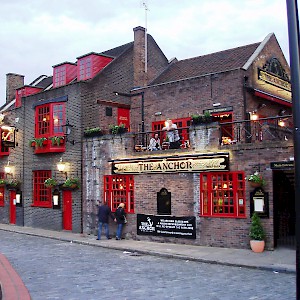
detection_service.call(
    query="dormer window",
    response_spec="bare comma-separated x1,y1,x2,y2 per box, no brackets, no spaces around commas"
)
53,62,77,88
78,56,92,81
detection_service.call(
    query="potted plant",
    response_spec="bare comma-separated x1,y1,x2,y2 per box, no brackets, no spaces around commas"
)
5,179,20,190
249,212,266,253
84,127,103,137
0,179,6,187
44,177,58,188
29,137,47,148
61,177,80,190
191,111,212,125
109,123,127,134
49,136,64,146
246,171,266,188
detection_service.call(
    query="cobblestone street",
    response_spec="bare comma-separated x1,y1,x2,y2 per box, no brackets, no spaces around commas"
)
0,231,296,300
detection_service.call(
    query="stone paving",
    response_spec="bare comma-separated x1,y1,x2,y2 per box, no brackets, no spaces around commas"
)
0,226,296,300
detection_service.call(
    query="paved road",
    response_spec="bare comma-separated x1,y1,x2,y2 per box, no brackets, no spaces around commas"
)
0,231,296,300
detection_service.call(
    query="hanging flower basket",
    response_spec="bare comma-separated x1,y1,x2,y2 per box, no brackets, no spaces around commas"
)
44,178,58,188
5,179,20,190
246,172,266,188
60,178,80,190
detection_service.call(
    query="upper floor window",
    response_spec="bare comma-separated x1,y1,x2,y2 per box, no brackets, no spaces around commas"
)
53,65,66,87
35,103,65,138
78,57,92,81
104,175,134,213
200,172,246,218
33,170,52,208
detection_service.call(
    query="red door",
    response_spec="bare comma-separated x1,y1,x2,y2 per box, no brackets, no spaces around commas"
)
9,190,16,224
63,190,72,230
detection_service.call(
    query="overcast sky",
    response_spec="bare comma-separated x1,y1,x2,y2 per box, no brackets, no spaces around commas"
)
0,0,289,106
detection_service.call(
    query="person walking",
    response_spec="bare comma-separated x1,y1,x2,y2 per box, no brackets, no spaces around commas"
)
114,203,126,240
97,201,113,240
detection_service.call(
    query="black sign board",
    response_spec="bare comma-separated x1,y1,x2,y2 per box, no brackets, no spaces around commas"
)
270,161,294,170
250,187,269,218
137,214,196,239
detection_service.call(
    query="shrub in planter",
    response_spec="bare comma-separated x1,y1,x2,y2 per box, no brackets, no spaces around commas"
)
249,212,266,252
84,127,103,137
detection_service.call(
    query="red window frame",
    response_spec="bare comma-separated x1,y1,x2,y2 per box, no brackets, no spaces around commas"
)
78,57,92,80
0,172,5,206
200,171,246,218
104,175,134,213
53,65,66,87
33,170,52,208
152,117,191,144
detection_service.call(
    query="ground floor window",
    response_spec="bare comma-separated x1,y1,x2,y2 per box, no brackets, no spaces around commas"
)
0,187,4,206
33,170,52,208
104,175,134,213
200,171,245,218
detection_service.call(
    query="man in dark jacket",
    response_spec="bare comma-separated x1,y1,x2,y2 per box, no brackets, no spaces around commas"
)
97,201,113,240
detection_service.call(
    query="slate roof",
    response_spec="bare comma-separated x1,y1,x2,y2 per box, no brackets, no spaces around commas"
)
150,42,261,85
101,42,133,58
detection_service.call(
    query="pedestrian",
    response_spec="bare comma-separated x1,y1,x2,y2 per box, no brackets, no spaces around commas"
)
114,203,127,240
148,133,161,151
162,119,181,149
97,201,114,240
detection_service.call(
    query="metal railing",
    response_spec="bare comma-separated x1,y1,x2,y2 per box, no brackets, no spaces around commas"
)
219,115,293,145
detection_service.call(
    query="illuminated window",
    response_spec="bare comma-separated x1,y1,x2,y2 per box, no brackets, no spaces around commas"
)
200,172,246,218
104,175,134,213
33,170,52,208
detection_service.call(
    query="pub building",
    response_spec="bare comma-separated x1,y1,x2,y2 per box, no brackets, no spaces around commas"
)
0,26,294,250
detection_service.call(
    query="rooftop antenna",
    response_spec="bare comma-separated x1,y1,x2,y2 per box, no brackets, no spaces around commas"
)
142,1,149,73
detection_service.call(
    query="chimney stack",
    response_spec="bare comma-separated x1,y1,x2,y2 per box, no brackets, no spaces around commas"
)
6,73,24,103
133,26,147,87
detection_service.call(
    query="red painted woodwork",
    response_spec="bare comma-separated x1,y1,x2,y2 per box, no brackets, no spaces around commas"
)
63,190,72,231
32,171,52,208
9,190,16,224
254,90,292,107
15,86,43,108
0,187,4,207
77,53,113,81
117,108,130,130
53,62,77,88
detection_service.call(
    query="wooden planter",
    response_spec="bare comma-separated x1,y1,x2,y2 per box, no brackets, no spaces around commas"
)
249,182,262,188
250,240,265,253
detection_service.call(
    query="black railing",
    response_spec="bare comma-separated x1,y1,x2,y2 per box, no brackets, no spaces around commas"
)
134,127,191,152
219,115,293,145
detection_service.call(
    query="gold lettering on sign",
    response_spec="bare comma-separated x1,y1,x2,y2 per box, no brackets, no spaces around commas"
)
258,70,291,91
113,155,228,174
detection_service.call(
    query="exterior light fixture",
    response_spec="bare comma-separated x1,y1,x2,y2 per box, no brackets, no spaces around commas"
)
4,161,12,175
57,158,67,179
52,189,60,209
62,119,75,145
278,119,286,127
15,190,22,207
250,112,259,121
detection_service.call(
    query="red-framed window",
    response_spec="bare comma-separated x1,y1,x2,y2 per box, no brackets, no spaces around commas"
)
78,56,92,81
152,117,191,144
33,170,52,208
104,175,134,213
53,65,66,87
200,172,246,218
0,172,5,206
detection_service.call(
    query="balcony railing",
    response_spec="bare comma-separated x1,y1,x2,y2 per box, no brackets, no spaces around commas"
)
219,115,293,145
134,127,191,152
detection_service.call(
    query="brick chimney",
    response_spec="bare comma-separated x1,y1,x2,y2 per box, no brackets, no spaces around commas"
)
133,26,147,87
6,73,24,103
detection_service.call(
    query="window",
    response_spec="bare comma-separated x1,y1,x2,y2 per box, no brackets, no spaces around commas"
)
33,170,52,208
79,56,92,80
34,102,66,153
200,172,245,218
104,175,134,213
53,65,66,87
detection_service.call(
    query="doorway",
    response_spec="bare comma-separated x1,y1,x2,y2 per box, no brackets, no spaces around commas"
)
273,169,295,248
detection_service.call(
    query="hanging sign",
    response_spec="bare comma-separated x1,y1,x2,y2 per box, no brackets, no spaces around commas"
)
1,126,16,148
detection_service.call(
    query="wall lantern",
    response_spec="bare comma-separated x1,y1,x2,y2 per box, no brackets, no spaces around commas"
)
250,111,259,121
4,161,12,175
57,158,68,179
62,119,75,145
15,190,22,207
52,188,60,209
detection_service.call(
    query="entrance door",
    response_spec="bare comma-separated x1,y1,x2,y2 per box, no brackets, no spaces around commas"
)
63,190,72,230
273,170,295,248
9,190,16,224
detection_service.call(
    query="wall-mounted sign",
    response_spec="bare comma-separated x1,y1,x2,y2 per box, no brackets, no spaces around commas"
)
137,214,196,239
270,161,294,170
250,187,269,218
112,153,229,174
258,69,291,92
1,126,16,148
205,106,233,114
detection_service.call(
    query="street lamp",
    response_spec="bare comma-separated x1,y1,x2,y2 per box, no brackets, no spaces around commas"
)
57,158,68,179
62,119,75,145
113,91,145,133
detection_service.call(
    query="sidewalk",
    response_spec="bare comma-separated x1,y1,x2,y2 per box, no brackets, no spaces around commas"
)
0,224,296,274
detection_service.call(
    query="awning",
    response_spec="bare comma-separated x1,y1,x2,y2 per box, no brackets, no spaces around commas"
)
253,89,292,108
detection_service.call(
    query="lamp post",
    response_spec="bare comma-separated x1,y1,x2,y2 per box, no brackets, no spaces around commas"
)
286,0,300,297
114,91,145,133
